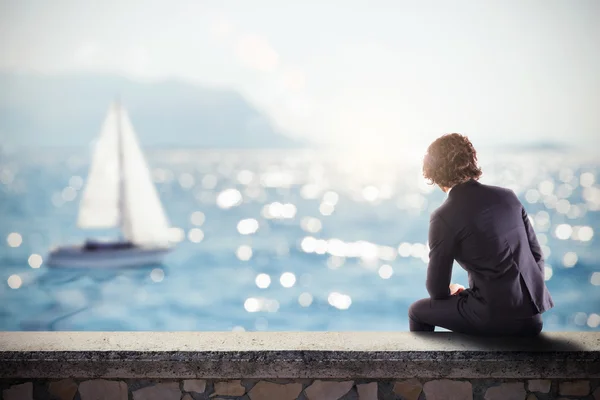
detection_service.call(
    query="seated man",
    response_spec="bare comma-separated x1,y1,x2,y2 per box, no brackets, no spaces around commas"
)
409,133,554,336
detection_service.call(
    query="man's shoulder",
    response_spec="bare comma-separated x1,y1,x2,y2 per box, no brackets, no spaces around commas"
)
460,180,519,203
479,181,517,196
430,201,451,222
431,181,520,222
478,182,522,206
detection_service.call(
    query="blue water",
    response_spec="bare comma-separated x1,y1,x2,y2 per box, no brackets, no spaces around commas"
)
0,148,598,331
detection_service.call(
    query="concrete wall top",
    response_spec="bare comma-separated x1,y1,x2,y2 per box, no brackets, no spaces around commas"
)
1,332,599,379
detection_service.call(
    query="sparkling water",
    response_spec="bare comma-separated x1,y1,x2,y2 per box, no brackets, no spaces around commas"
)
0,148,598,331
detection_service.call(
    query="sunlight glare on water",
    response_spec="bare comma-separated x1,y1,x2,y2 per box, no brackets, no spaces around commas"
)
0,148,598,331
6,232,22,248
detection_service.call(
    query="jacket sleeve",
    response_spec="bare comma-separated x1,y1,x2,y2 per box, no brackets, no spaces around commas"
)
426,213,454,299
521,205,544,270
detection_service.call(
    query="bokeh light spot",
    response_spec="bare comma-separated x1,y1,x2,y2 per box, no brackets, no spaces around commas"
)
298,292,313,307
188,228,204,243
319,203,335,216
398,242,412,257
525,189,540,204
190,211,205,226
300,217,322,233
244,297,261,312
580,172,595,188
255,273,271,289
61,186,77,202
562,252,578,268
362,186,379,202
28,254,43,269
216,188,243,209
150,268,165,282
544,266,553,281
178,173,195,189
280,272,296,288
236,245,253,261
323,191,339,206
587,313,600,328
237,218,259,235
301,236,317,253
6,233,22,248
538,180,554,196
328,292,352,310
555,224,572,240
7,274,22,289
69,175,83,189
578,226,594,242
573,312,587,326
378,264,394,279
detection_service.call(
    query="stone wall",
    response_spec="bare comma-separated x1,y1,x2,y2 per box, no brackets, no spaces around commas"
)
2,378,600,400
1,332,599,400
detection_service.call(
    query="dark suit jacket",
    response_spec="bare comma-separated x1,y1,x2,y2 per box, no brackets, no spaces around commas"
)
426,178,554,320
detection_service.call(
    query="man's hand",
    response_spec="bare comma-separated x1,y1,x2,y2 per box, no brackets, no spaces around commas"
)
449,283,465,295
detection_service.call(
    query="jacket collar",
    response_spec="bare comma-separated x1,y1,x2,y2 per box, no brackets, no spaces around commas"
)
448,178,479,198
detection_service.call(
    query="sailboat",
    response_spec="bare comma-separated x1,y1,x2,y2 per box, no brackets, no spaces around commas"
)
47,101,173,268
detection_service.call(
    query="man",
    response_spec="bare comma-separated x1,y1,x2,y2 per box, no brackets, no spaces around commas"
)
408,133,554,336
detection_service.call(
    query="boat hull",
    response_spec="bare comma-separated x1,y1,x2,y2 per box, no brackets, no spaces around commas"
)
47,245,171,269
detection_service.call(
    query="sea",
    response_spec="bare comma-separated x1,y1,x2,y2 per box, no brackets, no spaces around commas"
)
0,147,598,332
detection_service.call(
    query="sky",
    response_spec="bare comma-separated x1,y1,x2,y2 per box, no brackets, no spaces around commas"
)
1,0,599,153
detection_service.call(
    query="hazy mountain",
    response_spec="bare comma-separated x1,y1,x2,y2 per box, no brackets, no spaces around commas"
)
0,72,302,148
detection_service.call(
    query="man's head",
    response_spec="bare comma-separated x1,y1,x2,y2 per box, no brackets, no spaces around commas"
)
422,133,482,191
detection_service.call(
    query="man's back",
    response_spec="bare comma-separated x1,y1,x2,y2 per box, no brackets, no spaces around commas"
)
411,133,550,335
434,179,554,319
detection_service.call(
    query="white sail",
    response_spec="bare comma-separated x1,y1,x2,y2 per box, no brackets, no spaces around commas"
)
118,107,171,246
77,103,121,229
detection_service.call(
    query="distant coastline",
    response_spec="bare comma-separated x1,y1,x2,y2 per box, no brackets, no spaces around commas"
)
0,72,303,149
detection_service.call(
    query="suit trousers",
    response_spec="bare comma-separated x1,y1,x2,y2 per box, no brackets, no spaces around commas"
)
408,295,543,337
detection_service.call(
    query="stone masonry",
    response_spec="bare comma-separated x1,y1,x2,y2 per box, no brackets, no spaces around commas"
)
1,379,599,400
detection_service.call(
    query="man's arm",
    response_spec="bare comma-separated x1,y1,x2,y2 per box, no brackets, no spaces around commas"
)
426,214,455,299
521,205,544,271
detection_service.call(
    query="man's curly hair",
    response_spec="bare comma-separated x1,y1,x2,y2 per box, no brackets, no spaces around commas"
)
423,133,482,188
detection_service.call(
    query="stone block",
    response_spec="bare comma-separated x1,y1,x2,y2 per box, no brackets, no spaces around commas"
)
79,380,128,400
526,394,537,400
3,382,33,400
305,380,354,400
559,380,590,396
423,379,472,400
49,379,78,400
249,381,303,400
182,395,193,400
132,382,180,400
527,380,551,393
183,379,206,393
484,382,526,400
393,378,422,400
357,382,378,400
211,380,246,397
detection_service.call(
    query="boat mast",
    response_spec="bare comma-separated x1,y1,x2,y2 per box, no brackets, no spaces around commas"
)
116,97,127,241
